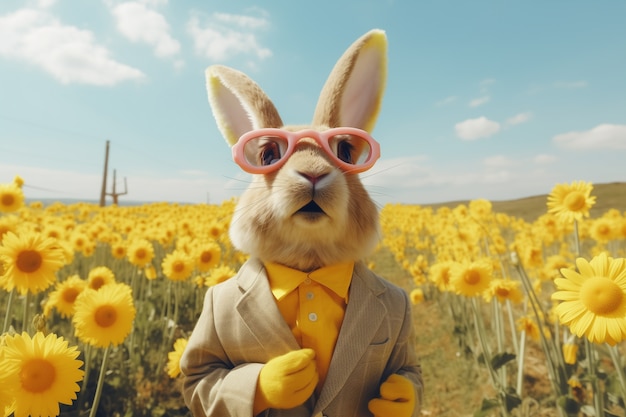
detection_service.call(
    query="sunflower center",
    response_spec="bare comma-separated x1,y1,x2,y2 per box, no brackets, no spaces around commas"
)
135,249,147,259
1,193,15,206
62,288,80,303
564,191,586,211
95,305,118,327
580,277,623,315
20,358,56,393
91,277,105,290
200,252,213,263
173,260,185,273
464,270,480,285
16,250,43,273
495,287,510,297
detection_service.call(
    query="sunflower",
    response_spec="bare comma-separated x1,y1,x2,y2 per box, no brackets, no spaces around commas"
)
0,332,84,417
552,252,626,345
483,279,524,304
0,231,66,295
144,265,157,280
87,266,116,290
194,241,221,272
202,265,237,287
69,231,90,254
110,241,127,260
428,261,454,291
166,338,188,378
73,283,136,348
517,315,542,341
547,180,596,223
127,238,155,267
449,259,493,297
44,275,87,318
589,217,616,243
409,288,425,304
0,359,12,416
0,215,19,241
13,175,25,188
0,183,25,213
562,342,579,365
161,249,194,282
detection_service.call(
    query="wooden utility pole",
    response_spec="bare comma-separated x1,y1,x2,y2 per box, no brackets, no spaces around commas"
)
107,169,128,205
99,140,110,207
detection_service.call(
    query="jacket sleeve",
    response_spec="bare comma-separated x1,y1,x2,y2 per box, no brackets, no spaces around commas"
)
180,285,262,417
387,287,424,416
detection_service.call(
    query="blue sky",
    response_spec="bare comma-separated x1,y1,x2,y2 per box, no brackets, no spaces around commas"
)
1,0,625,206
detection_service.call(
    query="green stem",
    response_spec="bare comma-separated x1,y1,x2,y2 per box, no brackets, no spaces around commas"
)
515,260,567,394
78,344,92,410
22,292,30,333
607,344,626,404
89,345,111,417
584,338,604,417
506,299,519,357
573,220,581,257
470,298,508,417
493,299,506,387
516,330,526,396
2,288,15,334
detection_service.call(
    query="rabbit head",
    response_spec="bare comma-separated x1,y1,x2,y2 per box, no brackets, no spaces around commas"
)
206,29,387,271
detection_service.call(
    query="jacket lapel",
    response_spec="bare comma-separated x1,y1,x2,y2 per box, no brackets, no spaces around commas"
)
235,258,301,356
314,262,388,412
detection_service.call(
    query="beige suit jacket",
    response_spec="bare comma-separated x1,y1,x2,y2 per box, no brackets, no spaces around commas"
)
180,258,422,417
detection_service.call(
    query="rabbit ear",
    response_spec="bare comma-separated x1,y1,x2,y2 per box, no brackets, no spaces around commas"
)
312,29,387,133
206,65,283,146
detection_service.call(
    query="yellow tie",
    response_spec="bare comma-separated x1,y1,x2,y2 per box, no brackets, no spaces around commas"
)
264,262,354,389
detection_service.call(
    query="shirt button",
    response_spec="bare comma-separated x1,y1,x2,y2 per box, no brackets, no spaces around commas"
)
304,278,312,284
308,313,318,322
306,292,314,300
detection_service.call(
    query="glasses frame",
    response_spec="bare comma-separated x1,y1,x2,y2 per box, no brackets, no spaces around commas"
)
232,127,381,175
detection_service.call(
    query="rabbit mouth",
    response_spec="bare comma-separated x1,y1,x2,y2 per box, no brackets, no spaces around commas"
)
296,201,325,214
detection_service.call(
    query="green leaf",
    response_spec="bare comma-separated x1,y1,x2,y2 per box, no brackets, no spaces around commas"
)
474,398,501,417
504,391,522,412
491,352,516,371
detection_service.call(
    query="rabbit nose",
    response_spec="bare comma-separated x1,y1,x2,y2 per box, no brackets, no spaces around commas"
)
298,172,328,185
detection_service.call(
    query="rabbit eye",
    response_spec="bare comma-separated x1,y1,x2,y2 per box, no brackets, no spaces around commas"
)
336,139,355,164
259,141,282,166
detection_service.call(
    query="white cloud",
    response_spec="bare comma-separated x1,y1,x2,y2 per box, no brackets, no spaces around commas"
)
212,12,270,30
0,8,145,85
553,124,626,150
37,0,57,8
109,1,181,58
454,117,501,140
469,96,490,108
533,154,557,164
187,11,272,62
483,155,515,168
506,112,532,126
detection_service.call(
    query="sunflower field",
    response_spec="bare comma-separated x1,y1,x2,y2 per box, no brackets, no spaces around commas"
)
1,176,625,417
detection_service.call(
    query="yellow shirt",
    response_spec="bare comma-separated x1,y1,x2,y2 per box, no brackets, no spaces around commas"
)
264,261,354,389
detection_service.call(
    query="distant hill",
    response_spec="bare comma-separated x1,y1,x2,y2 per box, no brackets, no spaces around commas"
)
423,182,626,222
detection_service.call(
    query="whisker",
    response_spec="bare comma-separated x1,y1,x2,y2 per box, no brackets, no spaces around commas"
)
358,162,409,180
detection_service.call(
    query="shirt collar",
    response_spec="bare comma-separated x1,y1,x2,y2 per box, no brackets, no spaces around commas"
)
264,261,355,302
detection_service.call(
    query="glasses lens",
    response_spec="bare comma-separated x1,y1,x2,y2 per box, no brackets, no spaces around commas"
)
242,135,289,167
329,134,372,166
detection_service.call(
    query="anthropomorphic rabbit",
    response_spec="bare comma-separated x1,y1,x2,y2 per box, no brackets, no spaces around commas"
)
180,29,423,417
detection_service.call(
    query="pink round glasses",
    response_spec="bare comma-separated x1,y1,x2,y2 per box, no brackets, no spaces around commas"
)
232,127,381,174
